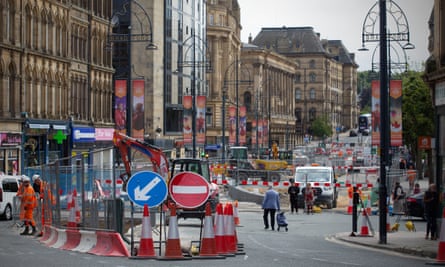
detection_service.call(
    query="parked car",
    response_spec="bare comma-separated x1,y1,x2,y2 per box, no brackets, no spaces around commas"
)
405,192,425,220
0,175,22,220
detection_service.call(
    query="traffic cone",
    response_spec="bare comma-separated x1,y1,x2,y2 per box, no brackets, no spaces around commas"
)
347,198,353,215
67,197,77,228
224,203,237,254
73,189,81,224
160,204,189,260
195,203,225,259
366,194,372,216
214,203,231,256
359,210,370,236
431,207,445,263
135,204,156,258
233,200,240,226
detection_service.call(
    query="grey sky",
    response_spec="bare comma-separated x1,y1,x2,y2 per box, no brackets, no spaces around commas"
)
239,0,433,71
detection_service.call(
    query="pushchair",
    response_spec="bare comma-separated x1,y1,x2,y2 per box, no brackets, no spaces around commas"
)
276,211,288,232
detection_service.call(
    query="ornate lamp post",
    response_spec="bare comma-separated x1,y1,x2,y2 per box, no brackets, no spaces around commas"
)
107,0,156,255
108,0,156,139
359,0,414,244
222,59,252,153
176,33,211,158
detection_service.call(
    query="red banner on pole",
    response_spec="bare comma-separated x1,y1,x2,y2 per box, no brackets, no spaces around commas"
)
114,80,127,134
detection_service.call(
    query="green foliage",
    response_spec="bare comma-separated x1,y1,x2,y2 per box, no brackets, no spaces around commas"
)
311,116,333,138
401,71,435,156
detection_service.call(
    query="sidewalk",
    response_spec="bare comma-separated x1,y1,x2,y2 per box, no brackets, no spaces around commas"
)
334,231,438,260
234,200,440,261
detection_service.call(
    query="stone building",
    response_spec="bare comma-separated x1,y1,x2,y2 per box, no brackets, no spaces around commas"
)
423,0,445,191
0,0,114,172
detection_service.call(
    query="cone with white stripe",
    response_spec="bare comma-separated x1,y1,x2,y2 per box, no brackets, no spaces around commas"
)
214,203,231,256
359,210,370,236
134,204,156,258
195,203,225,259
67,195,77,228
224,203,237,254
159,203,190,260
233,200,240,226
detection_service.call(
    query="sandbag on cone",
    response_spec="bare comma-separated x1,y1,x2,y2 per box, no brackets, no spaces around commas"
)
194,203,225,259
159,204,190,260
131,204,156,259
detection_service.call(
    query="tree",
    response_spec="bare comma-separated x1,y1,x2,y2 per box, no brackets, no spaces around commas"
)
402,71,435,180
310,116,332,141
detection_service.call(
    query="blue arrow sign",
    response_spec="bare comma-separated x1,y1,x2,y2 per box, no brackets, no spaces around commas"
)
127,171,167,207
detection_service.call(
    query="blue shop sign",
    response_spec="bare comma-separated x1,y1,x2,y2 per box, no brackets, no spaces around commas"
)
72,127,95,143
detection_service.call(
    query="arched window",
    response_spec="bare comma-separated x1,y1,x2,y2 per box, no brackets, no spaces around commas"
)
244,91,252,112
309,72,316,82
309,108,316,121
309,88,316,99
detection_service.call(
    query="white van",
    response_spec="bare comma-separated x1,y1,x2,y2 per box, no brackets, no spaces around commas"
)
294,166,337,209
0,175,21,220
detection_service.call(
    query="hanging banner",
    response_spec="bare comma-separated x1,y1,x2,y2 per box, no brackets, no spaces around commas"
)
371,80,380,146
371,80,403,147
262,119,269,148
183,95,193,144
390,80,403,147
239,106,247,145
228,106,236,145
114,80,127,134
132,80,145,140
196,96,206,144
251,120,257,146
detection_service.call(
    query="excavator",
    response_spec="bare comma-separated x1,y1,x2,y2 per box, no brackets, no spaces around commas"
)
112,131,219,221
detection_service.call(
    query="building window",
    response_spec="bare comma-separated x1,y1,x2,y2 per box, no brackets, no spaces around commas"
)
309,108,316,121
294,73,301,83
209,14,214,25
294,108,302,122
309,88,316,99
295,88,301,100
244,91,252,112
309,60,316,68
206,107,213,126
309,72,316,82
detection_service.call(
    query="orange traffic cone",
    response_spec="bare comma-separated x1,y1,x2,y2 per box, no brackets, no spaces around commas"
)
347,186,353,214
214,203,231,256
360,210,370,236
67,197,77,228
195,203,225,259
224,203,237,254
233,200,240,226
366,194,372,216
160,204,189,260
73,189,81,224
135,204,156,258
431,207,445,263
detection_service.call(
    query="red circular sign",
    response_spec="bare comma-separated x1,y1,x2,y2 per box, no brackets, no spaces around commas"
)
169,172,210,208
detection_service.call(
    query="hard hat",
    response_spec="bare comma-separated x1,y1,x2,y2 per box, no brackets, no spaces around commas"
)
32,174,41,181
21,175,30,182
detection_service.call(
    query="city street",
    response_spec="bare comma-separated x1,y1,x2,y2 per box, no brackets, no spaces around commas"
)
0,206,430,267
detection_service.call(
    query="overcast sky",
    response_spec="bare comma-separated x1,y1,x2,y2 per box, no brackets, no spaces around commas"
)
239,0,433,71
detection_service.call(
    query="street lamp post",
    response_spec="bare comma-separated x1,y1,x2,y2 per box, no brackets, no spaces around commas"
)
359,0,414,244
223,59,252,149
107,0,156,256
177,33,210,158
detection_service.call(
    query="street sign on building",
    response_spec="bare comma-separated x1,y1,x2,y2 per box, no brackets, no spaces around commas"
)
127,171,168,207
168,172,210,208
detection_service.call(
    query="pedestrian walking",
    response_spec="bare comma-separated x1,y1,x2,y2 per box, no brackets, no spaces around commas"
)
424,183,439,240
16,176,37,235
262,186,280,230
392,181,405,214
304,183,315,214
413,183,421,194
288,181,300,214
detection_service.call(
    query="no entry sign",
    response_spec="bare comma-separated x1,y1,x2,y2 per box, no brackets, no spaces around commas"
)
169,171,210,208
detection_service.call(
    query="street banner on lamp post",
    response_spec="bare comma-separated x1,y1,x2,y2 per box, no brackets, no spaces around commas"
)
114,80,127,135
183,95,193,144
